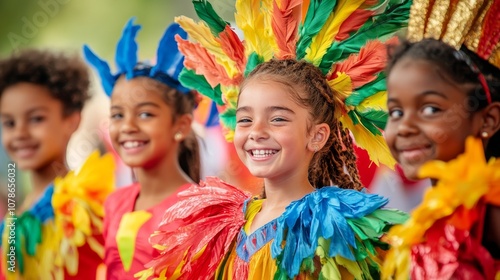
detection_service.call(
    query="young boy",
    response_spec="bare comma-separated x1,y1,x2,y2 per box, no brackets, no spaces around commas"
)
0,49,112,279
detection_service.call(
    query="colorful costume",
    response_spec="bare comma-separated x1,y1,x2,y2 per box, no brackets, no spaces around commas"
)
383,138,500,279
83,19,196,280
0,151,114,280
380,1,500,279
137,0,411,279
103,183,192,279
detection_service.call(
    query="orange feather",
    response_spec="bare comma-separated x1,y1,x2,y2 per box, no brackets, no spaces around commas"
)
219,25,247,73
175,35,239,87
271,0,303,59
333,37,398,89
336,9,374,41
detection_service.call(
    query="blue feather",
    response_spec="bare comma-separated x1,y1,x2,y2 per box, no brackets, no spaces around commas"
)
83,45,116,96
151,22,188,79
271,187,389,277
115,18,141,79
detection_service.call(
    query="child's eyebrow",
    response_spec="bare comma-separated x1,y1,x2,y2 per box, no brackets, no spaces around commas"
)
136,102,161,108
420,91,448,99
27,107,49,114
267,106,295,114
236,106,251,114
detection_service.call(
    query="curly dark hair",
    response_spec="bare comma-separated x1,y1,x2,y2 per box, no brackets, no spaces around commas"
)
386,38,500,159
242,59,363,191
0,48,90,115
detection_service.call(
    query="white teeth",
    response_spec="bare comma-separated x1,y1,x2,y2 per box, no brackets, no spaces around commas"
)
123,141,144,148
251,149,277,157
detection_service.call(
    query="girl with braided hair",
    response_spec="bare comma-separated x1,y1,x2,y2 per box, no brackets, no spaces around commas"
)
136,0,412,279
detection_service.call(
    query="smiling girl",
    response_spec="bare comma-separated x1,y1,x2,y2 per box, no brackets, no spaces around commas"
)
84,19,200,280
381,1,500,278
137,0,411,279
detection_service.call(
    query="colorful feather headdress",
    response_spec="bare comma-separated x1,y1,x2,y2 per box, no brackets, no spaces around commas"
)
174,0,412,167
407,0,500,69
83,18,190,96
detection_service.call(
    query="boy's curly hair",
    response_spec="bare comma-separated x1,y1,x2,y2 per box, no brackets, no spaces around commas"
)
0,49,90,115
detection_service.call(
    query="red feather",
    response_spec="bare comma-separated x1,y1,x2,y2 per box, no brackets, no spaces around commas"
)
333,37,398,89
336,9,375,41
272,0,303,59
219,25,247,73
175,35,239,87
144,177,251,280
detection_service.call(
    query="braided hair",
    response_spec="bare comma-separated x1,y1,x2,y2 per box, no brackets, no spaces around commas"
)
241,59,363,191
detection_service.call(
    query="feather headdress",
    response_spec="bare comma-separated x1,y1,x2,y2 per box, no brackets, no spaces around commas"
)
175,0,412,167
407,0,500,69
83,18,190,96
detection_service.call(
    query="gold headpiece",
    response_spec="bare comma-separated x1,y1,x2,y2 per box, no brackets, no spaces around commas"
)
407,0,500,68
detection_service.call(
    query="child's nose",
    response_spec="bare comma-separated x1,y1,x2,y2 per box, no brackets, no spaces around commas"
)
13,121,30,139
397,114,419,136
248,121,269,140
120,116,139,133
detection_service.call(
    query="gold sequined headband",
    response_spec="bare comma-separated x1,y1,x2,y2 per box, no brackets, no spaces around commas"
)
407,0,500,69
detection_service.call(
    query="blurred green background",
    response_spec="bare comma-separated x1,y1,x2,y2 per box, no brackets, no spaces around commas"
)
0,0,236,212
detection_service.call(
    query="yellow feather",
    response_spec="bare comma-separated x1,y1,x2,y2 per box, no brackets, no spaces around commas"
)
357,90,387,111
305,0,365,65
262,0,280,55
327,72,353,103
339,114,396,168
175,16,239,79
235,0,274,60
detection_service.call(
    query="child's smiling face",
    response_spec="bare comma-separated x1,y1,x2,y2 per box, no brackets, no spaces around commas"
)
1,83,78,171
234,79,315,182
384,58,484,180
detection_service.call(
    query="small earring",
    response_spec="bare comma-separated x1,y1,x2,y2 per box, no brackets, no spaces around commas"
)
174,132,183,141
313,145,319,153
481,131,489,138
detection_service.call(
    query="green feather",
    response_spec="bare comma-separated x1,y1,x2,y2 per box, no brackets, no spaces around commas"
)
348,110,383,136
219,107,236,131
178,68,224,105
296,0,338,60
345,74,386,106
244,52,265,77
318,0,411,73
357,110,388,130
192,0,228,36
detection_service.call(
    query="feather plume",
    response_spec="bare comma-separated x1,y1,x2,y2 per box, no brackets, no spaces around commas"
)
115,18,140,79
151,23,187,78
339,113,396,167
296,0,338,59
334,38,397,89
335,9,374,41
141,178,250,280
175,35,236,88
319,0,411,73
82,45,116,96
193,0,228,35
218,25,247,74
235,0,274,60
271,0,302,59
178,68,224,105
175,16,240,79
305,0,366,66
